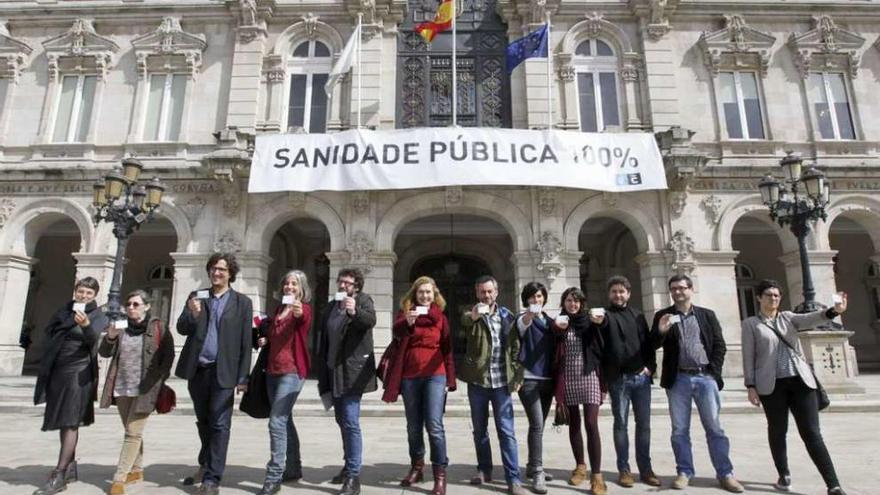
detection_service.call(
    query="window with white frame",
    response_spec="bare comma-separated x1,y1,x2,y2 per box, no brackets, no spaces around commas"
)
808,72,855,140
735,262,757,320
287,40,332,133
573,39,620,132
143,73,187,141
718,71,765,139
53,74,97,143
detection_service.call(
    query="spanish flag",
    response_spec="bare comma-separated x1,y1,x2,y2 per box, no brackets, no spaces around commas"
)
415,0,454,43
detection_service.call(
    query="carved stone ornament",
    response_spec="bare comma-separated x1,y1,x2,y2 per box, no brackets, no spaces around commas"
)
667,229,695,275
700,194,723,225
538,187,556,214
644,0,680,41
583,12,604,39
445,186,462,206
789,15,865,79
180,196,206,228
669,190,687,218
214,231,242,253
699,15,776,77
262,54,284,83
131,16,207,80
0,22,33,82
536,231,563,281
42,18,119,81
347,231,374,266
288,192,306,210
0,198,15,228
655,126,709,191
556,64,575,82
350,192,370,214
602,191,618,207
232,0,271,43
220,181,242,217
302,13,320,40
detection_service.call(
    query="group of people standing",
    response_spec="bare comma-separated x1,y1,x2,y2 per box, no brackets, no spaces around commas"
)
31,251,849,495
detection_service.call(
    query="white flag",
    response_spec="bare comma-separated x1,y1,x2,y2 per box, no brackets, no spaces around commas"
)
324,24,360,97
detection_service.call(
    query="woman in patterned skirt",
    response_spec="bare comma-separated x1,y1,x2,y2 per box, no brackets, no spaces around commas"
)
553,287,606,495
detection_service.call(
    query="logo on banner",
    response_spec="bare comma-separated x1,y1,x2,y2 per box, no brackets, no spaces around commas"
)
616,173,642,186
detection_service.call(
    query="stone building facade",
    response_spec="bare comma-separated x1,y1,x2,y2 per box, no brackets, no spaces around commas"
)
0,0,879,378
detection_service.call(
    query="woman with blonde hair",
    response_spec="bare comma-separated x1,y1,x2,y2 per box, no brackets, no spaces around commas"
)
255,270,313,495
381,276,456,495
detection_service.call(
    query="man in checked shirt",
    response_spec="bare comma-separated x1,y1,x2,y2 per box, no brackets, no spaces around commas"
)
458,275,527,495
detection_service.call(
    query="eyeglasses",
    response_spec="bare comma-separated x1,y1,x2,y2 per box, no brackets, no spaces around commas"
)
337,279,355,286
125,302,142,308
669,285,692,292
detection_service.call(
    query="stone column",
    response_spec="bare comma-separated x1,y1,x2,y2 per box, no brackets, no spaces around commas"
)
779,250,838,309
169,252,209,325
634,251,671,317
235,251,273,315
72,252,117,307
366,251,396,349
692,250,742,376
0,254,36,375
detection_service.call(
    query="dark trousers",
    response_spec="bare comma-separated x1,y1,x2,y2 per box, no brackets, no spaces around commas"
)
759,376,840,488
188,365,235,485
517,379,554,475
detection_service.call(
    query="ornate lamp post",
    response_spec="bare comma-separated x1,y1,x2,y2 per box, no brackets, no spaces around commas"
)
92,158,166,321
757,151,831,313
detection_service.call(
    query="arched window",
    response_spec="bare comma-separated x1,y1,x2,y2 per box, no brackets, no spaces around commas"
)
286,40,332,133
735,262,757,319
573,39,620,132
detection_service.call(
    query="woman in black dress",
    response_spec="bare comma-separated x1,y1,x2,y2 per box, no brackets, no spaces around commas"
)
33,277,108,495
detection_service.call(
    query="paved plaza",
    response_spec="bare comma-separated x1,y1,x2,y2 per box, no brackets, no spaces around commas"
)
0,378,875,495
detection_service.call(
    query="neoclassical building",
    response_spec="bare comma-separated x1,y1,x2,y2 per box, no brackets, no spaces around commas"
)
1,0,879,379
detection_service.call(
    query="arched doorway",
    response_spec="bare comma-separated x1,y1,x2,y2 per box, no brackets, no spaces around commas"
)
731,215,790,315
266,217,331,366
394,213,514,359
121,217,178,327
829,214,880,370
578,217,642,309
21,217,83,374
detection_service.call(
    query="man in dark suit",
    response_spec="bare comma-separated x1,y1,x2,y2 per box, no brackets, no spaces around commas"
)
175,252,253,495
316,267,377,495
651,274,743,493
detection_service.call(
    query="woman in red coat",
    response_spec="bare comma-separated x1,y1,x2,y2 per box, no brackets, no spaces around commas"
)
382,276,456,495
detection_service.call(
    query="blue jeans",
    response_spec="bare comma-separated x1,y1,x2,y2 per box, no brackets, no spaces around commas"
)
467,384,521,484
264,373,304,483
666,373,734,479
333,394,363,477
401,375,448,466
609,372,653,474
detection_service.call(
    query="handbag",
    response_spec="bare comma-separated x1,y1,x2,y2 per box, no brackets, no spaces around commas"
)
552,402,569,426
765,318,830,411
152,322,177,414
376,337,400,384
239,345,271,418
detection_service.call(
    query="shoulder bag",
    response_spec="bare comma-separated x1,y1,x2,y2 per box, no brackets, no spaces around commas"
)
764,318,830,411
153,321,177,414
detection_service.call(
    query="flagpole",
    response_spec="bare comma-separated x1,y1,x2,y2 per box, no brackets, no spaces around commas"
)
451,0,457,127
357,13,363,129
546,13,552,130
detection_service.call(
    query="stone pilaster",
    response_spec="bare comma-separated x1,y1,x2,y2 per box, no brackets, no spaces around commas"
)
692,250,742,376
779,250,839,310
634,251,671,316
169,252,210,324
72,253,117,306
235,251,273,315
365,250,396,348
0,254,36,375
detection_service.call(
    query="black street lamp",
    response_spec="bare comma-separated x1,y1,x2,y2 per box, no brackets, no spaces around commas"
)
92,158,166,321
758,151,831,313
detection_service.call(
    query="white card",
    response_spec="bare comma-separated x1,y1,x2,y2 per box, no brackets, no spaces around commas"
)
529,304,543,314
590,307,605,317
477,304,490,314
282,295,296,305
832,294,843,305
114,320,128,330
416,305,429,315
196,290,209,299
669,314,681,324
72,302,86,313
555,315,570,325
334,292,347,301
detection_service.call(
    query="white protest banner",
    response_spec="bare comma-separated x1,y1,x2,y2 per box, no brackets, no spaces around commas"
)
248,127,666,193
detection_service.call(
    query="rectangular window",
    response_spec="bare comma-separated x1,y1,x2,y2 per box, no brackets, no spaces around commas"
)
53,75,97,143
287,73,328,133
577,72,619,132
809,73,855,140
143,74,186,141
719,71,764,139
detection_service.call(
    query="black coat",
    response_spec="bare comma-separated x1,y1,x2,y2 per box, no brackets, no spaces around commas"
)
650,305,726,390
175,288,254,389
596,305,656,383
34,301,108,405
316,292,378,397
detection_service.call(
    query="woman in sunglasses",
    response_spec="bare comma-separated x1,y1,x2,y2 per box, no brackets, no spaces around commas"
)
98,290,175,495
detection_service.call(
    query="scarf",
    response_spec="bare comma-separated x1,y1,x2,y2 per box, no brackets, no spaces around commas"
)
126,312,151,337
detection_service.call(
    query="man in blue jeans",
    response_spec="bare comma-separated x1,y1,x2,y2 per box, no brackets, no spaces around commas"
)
590,275,660,488
458,275,527,495
651,274,744,493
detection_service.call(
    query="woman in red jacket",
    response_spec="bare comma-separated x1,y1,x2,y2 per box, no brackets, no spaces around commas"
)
255,270,312,495
382,276,456,495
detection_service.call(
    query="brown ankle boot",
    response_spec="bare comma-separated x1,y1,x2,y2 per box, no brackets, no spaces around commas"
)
400,458,424,486
431,465,447,495
591,472,607,495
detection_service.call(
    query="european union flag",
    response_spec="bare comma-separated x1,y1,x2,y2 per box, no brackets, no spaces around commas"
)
506,24,548,74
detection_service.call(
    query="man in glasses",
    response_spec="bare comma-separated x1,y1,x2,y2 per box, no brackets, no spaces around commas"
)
175,252,254,495
316,267,377,495
651,274,743,493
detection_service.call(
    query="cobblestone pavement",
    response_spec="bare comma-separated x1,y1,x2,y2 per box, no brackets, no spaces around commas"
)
0,406,872,495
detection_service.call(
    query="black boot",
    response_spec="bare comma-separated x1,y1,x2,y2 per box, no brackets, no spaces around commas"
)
64,461,77,483
256,481,281,495
338,476,360,495
32,470,66,495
